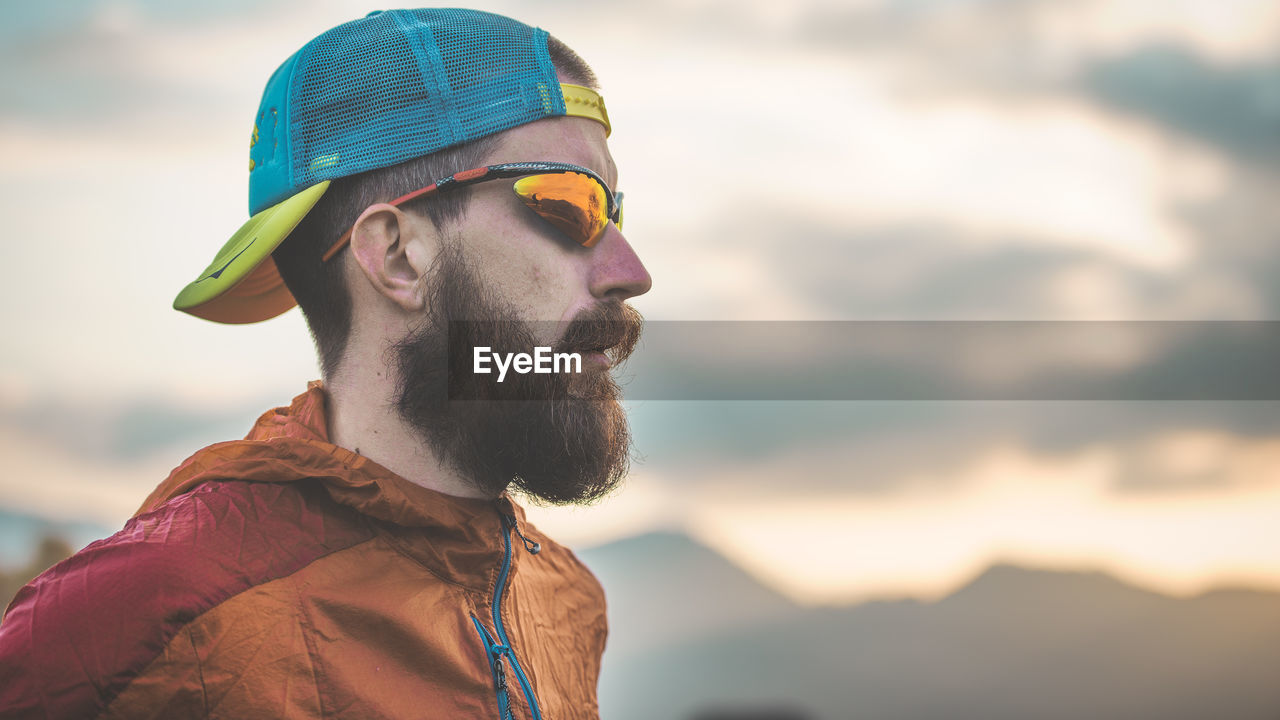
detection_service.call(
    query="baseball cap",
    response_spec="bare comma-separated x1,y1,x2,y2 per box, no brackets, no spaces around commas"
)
174,8,612,324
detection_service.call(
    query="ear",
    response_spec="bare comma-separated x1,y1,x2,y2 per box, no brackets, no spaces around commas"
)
348,204,437,312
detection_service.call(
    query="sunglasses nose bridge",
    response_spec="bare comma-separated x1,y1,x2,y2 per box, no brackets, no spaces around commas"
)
610,190,623,231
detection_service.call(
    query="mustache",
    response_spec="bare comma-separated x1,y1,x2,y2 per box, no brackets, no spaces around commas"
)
554,302,644,365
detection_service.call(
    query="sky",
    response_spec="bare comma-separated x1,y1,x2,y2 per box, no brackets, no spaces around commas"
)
1,0,1279,604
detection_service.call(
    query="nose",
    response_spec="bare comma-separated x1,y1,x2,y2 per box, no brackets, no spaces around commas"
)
588,225,652,301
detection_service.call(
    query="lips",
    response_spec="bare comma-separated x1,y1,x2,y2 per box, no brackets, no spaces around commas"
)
581,349,612,369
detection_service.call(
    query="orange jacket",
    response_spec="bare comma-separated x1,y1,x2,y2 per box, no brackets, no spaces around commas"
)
0,383,608,719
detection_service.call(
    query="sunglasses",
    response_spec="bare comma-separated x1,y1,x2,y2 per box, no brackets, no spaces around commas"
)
321,161,624,262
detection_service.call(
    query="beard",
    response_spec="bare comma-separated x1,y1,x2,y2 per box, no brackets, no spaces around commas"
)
391,243,643,504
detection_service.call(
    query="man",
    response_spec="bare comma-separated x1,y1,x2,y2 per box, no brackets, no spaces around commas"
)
0,9,649,719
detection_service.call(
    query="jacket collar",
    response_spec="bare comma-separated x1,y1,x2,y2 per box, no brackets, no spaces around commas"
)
137,382,527,593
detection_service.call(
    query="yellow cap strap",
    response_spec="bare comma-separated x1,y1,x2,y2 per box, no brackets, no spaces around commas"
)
561,83,611,137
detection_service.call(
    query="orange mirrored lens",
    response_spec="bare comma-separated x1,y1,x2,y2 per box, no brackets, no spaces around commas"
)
512,172,609,247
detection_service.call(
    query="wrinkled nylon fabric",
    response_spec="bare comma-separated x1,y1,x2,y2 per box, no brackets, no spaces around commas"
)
0,383,608,719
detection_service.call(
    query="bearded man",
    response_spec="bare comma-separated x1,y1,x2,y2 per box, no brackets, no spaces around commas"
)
0,9,650,720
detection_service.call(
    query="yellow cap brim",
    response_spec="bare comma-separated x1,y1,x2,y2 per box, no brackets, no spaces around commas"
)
174,181,330,324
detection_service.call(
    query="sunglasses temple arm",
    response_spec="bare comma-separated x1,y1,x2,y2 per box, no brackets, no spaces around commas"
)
319,183,444,263
320,229,354,263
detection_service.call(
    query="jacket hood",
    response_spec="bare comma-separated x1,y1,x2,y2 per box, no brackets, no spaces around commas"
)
137,381,523,538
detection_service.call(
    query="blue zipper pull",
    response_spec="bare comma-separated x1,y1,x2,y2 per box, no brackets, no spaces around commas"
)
493,652,513,719
504,513,541,555
472,615,515,720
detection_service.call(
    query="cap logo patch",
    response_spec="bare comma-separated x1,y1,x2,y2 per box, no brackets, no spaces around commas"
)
249,107,278,174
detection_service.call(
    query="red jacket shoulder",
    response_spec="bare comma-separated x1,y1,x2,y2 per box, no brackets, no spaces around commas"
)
0,480,376,719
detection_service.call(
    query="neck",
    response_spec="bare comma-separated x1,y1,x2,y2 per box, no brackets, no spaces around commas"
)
323,349,491,501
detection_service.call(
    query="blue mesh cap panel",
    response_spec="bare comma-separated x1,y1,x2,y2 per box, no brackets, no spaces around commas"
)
285,9,563,204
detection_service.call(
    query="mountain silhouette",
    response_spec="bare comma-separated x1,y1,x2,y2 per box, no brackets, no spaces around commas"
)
578,531,799,656
582,534,1280,720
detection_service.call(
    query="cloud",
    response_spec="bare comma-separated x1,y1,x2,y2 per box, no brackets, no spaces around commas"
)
713,215,1262,320
0,392,264,463
0,0,279,129
1179,168,1280,317
790,0,1280,72
619,321,1280,405
1082,45,1280,168
0,423,178,528
686,438,1280,603
626,400,1280,495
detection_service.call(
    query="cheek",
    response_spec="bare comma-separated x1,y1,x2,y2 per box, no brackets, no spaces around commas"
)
514,254,578,321
464,222,581,322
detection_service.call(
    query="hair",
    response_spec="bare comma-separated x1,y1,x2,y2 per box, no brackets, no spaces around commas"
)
273,34,598,379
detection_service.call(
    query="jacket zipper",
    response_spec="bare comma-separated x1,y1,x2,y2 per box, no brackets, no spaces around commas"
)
473,513,543,720
471,615,515,720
